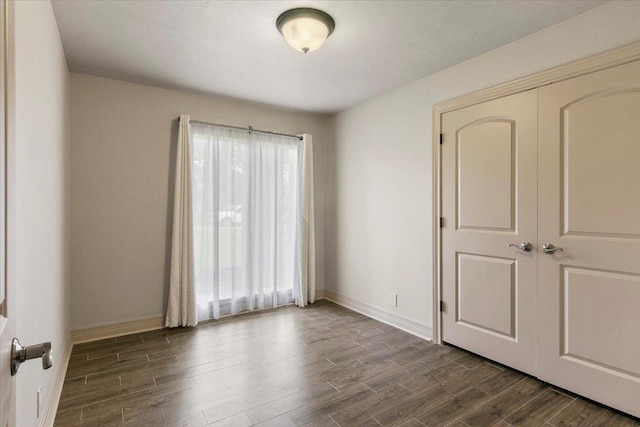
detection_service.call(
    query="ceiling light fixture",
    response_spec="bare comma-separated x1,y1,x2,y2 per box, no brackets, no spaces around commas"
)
276,8,335,54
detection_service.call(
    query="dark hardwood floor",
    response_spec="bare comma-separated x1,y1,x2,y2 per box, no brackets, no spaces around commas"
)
55,300,639,426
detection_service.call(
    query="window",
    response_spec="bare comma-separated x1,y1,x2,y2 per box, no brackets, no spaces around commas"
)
190,125,300,319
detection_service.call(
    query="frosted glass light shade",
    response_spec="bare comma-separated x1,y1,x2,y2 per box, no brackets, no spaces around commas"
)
276,8,335,54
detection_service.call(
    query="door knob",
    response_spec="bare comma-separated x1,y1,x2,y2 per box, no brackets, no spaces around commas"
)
11,338,53,376
542,243,564,254
509,242,533,252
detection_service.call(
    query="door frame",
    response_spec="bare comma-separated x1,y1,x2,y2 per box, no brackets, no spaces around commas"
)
0,0,14,425
431,40,640,345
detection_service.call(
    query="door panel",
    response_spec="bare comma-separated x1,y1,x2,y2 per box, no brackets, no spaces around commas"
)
456,253,516,338
442,90,538,375
562,89,640,237
562,267,640,378
457,120,515,231
538,59,640,417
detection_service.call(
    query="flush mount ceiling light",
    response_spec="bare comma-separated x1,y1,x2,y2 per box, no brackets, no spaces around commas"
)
276,8,335,54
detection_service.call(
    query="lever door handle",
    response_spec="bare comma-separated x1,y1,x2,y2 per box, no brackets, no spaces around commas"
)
11,338,53,376
542,243,564,254
509,242,533,252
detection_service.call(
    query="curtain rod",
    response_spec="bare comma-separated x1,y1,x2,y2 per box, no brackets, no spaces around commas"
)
181,117,303,140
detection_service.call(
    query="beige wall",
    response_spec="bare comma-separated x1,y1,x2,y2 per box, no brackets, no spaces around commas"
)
70,74,327,329
15,1,70,425
325,0,640,332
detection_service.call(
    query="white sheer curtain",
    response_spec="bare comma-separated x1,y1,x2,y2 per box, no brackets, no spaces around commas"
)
190,124,315,320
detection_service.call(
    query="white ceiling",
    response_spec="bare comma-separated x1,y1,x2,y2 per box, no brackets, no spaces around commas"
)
51,0,608,114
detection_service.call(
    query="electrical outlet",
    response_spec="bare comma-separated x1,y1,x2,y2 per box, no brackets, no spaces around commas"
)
390,292,397,307
37,385,42,418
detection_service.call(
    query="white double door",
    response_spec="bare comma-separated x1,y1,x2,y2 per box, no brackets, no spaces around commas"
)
441,60,640,417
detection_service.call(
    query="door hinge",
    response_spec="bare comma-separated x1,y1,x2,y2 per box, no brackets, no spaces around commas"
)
439,217,444,228
439,133,443,144
440,301,444,312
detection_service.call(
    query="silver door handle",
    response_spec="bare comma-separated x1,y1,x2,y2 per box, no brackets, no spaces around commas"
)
11,338,53,376
509,242,533,252
542,243,564,254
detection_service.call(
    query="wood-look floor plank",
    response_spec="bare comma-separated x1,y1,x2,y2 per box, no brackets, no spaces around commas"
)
53,302,639,427
441,362,503,395
473,367,526,396
329,383,412,426
400,361,468,393
162,410,208,427
592,410,640,427
285,382,376,426
142,380,269,422
70,337,117,354
81,379,191,420
504,388,575,427
413,387,488,427
121,407,165,426
245,381,339,425
67,406,123,426
548,398,608,427
253,414,297,426
52,407,81,426
370,382,453,426
361,359,431,393
395,420,426,427
453,352,486,369
206,412,253,427
461,377,547,426
66,353,171,380
201,382,303,424
420,344,468,368
57,377,156,412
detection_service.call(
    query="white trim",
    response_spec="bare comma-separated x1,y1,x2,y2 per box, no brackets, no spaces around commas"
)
432,40,640,346
70,316,165,344
432,106,443,345
434,41,640,114
40,333,72,427
68,294,335,345
323,289,432,341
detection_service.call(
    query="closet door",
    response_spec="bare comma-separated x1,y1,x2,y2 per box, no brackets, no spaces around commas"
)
538,60,640,417
441,90,538,375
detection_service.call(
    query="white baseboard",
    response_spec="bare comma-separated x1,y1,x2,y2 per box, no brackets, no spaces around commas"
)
70,315,165,344
40,332,72,427
322,289,432,341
